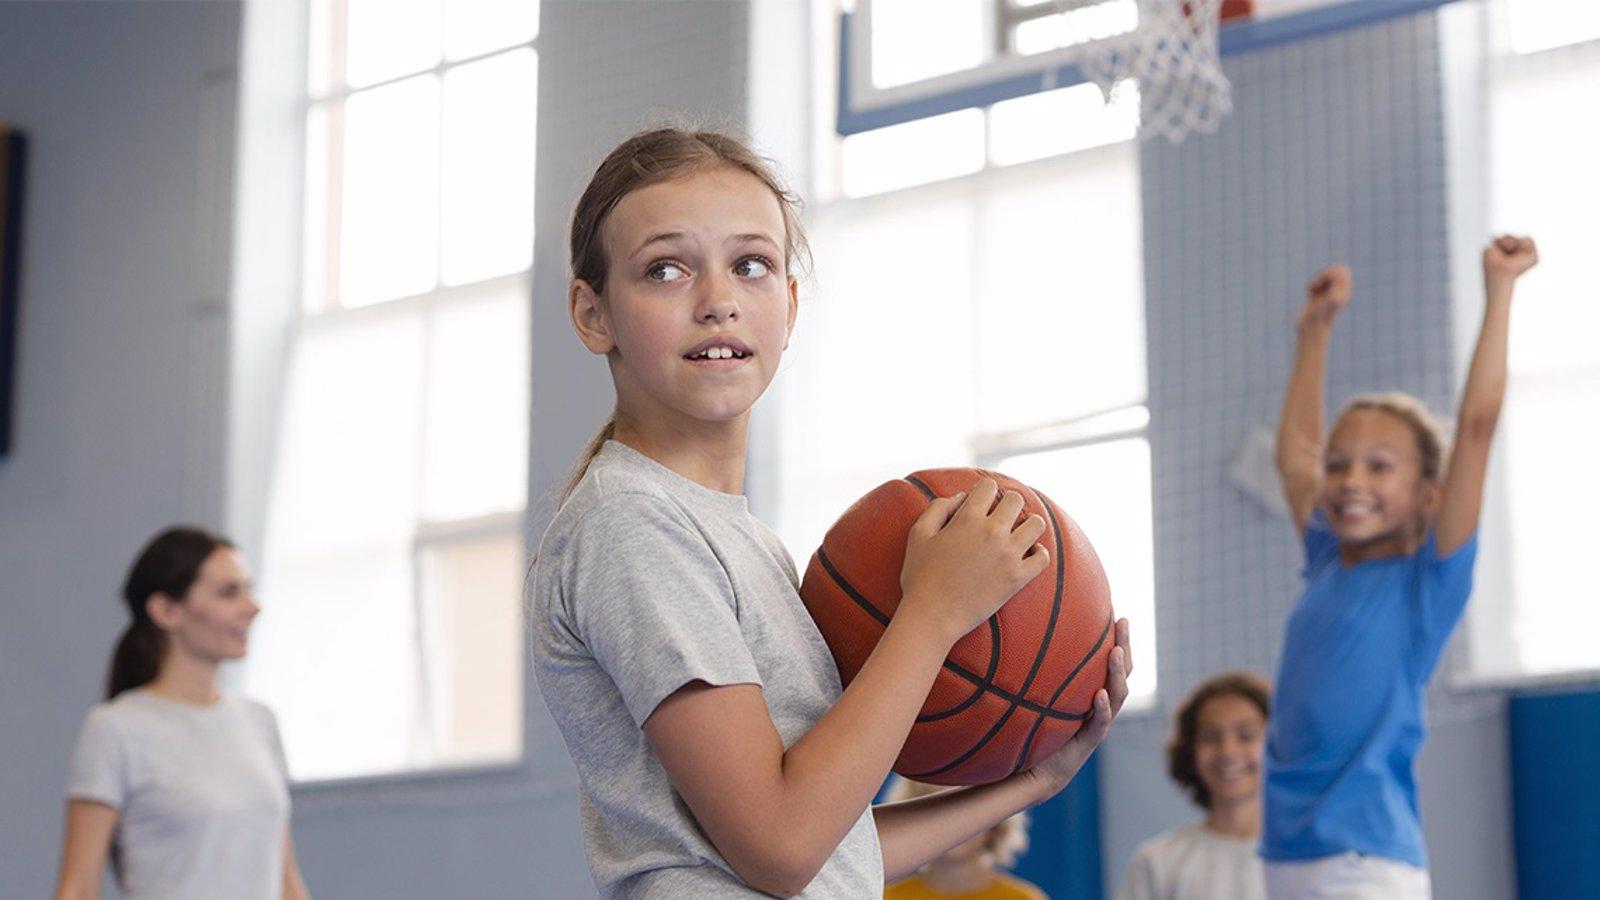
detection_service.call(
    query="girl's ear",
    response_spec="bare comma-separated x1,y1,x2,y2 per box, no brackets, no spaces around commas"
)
784,276,799,349
570,279,615,355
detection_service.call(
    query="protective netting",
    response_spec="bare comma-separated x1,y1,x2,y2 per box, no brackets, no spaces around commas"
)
1070,0,1233,143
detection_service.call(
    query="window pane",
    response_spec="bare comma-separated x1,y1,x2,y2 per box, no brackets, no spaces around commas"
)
341,76,441,307
774,192,978,558
989,81,1138,166
1507,0,1600,55
1500,374,1600,676
445,0,539,60
421,283,530,521
248,548,420,780
870,0,986,89
250,313,427,780
1012,0,1138,56
996,437,1156,704
301,103,334,314
1490,59,1600,376
417,532,525,765
841,109,985,197
346,0,442,88
441,50,537,286
975,148,1145,432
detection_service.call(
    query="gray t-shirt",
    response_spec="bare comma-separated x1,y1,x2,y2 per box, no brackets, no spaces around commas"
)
531,440,882,898
66,689,291,900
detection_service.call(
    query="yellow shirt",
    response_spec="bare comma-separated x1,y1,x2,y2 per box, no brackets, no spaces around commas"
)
884,872,1048,900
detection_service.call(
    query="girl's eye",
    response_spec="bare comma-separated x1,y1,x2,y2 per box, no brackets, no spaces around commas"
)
1370,460,1391,474
647,262,688,282
1325,459,1348,474
734,256,773,278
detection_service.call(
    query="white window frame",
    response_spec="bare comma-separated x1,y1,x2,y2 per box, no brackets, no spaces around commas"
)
1454,0,1600,690
255,0,537,785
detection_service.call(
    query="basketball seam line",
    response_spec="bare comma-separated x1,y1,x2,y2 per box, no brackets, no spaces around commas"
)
1011,611,1115,776
815,549,1086,723
904,475,1002,725
904,483,1069,780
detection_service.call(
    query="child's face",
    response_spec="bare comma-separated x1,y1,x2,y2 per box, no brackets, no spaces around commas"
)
1194,693,1265,809
585,166,797,429
1320,409,1438,550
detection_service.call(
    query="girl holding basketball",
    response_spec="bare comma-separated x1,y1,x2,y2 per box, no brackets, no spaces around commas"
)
1263,236,1539,899
529,127,1132,898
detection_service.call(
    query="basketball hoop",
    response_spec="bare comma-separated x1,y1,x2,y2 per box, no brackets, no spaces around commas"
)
1068,0,1234,143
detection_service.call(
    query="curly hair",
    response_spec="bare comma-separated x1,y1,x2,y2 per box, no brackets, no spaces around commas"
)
1166,671,1272,810
885,777,1031,869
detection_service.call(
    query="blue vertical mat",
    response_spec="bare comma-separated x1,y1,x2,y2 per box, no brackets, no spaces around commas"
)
1011,753,1102,900
1509,687,1600,900
876,754,1102,900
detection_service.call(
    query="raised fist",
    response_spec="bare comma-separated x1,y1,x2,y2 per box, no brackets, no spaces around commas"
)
1483,234,1538,281
1298,264,1351,332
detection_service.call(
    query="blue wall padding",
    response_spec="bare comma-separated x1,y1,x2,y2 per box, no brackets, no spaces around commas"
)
1012,753,1102,900
1510,687,1600,900
876,753,1102,900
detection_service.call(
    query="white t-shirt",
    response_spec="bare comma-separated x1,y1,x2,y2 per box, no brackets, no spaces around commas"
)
1117,822,1267,900
66,689,291,900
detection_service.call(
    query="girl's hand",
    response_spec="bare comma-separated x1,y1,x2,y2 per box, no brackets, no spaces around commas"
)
1483,234,1538,283
1296,264,1351,334
1024,617,1132,796
898,477,1051,646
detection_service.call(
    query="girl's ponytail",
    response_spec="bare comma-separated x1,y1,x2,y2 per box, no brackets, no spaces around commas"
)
558,414,617,508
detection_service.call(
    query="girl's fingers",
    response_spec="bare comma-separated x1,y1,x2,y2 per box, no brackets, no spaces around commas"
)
912,491,965,535
1116,617,1133,677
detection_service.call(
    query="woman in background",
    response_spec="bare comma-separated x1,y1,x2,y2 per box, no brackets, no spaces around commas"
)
53,526,309,900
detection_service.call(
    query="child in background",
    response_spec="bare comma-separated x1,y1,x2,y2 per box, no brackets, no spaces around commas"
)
1262,237,1539,899
1117,671,1271,900
529,127,1133,898
883,778,1045,900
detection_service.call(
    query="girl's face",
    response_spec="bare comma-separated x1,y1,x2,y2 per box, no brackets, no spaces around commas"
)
1193,693,1265,809
150,548,260,663
1320,408,1439,552
576,166,798,430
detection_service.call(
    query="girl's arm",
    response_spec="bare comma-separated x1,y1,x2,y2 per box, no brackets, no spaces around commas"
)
282,826,311,900
53,800,117,900
1276,264,1351,532
875,619,1131,882
1436,235,1538,555
643,480,1057,897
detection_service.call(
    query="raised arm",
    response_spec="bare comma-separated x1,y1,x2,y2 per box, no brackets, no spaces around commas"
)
1276,265,1351,532
643,480,1062,897
1435,235,1538,555
53,800,117,900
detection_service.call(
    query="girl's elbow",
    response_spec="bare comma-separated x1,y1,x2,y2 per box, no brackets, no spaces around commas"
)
728,842,826,898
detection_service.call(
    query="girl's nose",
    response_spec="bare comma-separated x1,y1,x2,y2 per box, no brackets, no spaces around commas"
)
696,276,739,324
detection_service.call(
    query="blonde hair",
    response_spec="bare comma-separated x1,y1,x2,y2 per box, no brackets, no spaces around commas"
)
885,777,1031,869
1333,391,1449,482
557,126,808,507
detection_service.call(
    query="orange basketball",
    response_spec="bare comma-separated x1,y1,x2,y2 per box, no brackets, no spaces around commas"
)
799,467,1114,786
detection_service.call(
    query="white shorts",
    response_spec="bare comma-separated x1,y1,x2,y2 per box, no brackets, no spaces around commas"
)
1263,853,1431,900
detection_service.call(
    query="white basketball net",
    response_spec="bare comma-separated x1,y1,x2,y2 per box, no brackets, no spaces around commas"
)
1069,0,1233,143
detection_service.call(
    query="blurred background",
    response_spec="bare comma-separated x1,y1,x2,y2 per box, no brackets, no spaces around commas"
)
0,0,1595,897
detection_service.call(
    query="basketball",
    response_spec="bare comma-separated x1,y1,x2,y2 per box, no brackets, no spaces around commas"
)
799,468,1115,786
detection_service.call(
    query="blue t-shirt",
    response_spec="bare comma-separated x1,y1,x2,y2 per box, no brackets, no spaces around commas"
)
1262,510,1478,868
